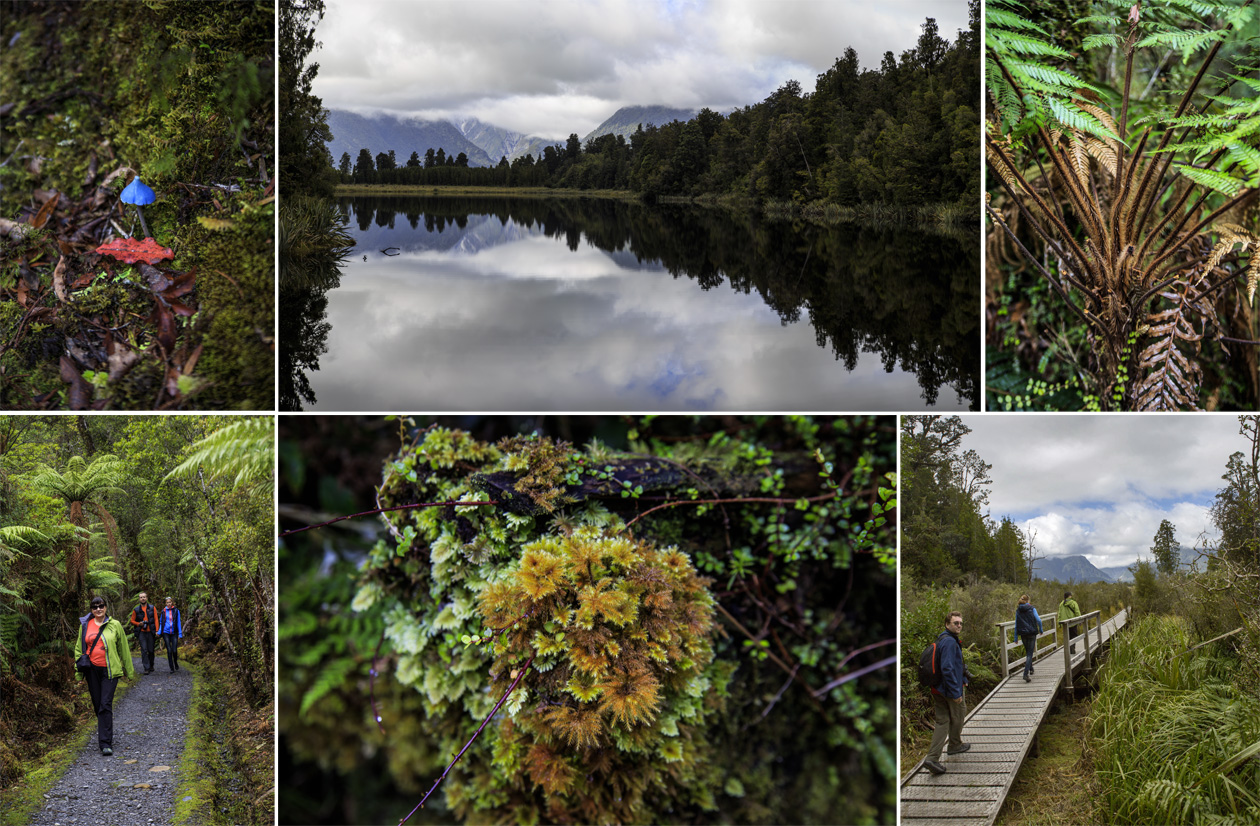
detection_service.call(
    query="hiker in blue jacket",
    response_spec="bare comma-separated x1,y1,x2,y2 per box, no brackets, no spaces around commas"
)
1015,594,1043,683
924,611,969,776
159,596,183,673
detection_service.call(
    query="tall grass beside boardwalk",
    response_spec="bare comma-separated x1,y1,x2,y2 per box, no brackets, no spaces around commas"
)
1088,615,1260,825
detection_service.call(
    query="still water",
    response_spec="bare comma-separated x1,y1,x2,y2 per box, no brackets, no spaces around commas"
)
281,196,977,411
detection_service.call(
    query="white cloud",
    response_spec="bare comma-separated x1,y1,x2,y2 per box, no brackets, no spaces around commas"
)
958,415,1243,569
313,0,970,136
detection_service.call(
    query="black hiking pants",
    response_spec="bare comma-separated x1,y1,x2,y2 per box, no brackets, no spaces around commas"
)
162,632,179,671
85,664,118,750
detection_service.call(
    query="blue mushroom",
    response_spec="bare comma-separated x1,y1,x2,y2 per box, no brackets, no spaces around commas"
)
121,176,156,239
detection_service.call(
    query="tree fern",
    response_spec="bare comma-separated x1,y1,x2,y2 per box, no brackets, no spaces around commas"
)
987,0,1260,409
166,416,274,490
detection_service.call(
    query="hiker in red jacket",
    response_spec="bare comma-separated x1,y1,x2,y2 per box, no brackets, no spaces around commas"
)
129,592,158,674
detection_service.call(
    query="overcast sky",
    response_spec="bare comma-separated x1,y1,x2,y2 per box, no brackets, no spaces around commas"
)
957,416,1250,570
313,0,970,139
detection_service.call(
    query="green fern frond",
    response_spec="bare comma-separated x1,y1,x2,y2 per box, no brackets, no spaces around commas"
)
0,526,52,549
986,7,1043,31
1136,28,1227,57
1175,164,1244,195
166,416,274,490
299,657,358,718
1082,33,1124,50
986,28,1074,59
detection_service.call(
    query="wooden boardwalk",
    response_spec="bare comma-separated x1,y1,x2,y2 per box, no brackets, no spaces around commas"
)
900,608,1130,826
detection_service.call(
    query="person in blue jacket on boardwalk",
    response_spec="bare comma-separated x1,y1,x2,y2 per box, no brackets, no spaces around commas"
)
159,596,183,672
1015,594,1043,683
924,611,969,776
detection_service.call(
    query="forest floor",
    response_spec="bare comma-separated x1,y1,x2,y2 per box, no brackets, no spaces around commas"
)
0,2,274,410
3,645,273,826
16,654,192,826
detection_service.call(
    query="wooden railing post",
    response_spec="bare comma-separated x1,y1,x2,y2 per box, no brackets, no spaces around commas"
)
1062,626,1074,701
997,620,1011,677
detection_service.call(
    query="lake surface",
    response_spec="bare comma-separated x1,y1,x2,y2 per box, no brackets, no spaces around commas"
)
280,196,977,411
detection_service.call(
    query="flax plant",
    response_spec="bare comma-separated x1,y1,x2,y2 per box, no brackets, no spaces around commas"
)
986,0,1260,410
1088,615,1260,823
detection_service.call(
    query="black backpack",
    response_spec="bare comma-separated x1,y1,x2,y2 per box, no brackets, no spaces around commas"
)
917,632,948,687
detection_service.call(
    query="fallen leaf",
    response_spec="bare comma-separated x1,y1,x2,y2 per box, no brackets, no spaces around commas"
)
140,262,172,292
134,783,152,789
182,343,204,375
149,766,171,773
0,217,33,241
125,759,138,765
167,299,195,317
15,279,28,307
152,302,177,353
59,356,91,410
100,166,135,188
162,270,197,300
52,256,68,301
106,339,140,383
31,191,59,229
95,236,174,264
83,152,98,187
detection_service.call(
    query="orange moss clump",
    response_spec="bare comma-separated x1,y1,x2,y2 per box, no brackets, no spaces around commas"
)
457,526,726,822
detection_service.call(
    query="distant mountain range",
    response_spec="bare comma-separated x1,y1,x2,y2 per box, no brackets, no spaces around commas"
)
1032,555,1117,583
326,110,495,168
1097,565,1134,583
324,105,702,169
582,105,699,143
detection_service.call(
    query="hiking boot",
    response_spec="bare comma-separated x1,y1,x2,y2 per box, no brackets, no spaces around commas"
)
1024,674,1032,682
101,747,112,756
947,743,971,754
924,759,946,775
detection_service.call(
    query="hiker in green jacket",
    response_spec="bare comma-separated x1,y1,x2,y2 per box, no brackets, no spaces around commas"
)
74,595,136,755
1057,591,1082,655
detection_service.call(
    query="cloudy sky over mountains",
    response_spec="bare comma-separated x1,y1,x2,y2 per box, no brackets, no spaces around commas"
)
960,416,1249,570
313,0,971,139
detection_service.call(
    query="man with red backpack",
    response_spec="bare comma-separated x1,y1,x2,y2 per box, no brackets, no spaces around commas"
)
924,611,969,776
129,592,158,674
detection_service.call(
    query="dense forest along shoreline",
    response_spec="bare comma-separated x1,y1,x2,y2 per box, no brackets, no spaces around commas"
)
329,184,974,234
27,656,192,826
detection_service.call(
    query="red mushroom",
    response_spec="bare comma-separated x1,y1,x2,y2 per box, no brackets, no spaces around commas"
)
94,236,175,265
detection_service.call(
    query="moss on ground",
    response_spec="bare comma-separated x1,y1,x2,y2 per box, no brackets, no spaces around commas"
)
173,654,274,826
0,677,138,826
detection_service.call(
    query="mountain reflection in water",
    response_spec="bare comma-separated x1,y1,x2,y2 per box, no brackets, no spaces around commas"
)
279,196,977,411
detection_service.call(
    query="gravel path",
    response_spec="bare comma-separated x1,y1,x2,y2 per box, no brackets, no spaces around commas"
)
30,655,194,826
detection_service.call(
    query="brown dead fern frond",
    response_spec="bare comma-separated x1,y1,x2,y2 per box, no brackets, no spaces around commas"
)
1133,277,1218,411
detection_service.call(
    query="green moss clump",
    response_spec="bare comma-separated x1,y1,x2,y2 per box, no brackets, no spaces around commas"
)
173,197,274,408
284,418,897,825
354,429,733,823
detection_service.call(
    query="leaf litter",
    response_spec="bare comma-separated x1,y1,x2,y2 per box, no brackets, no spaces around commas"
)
1,163,206,409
